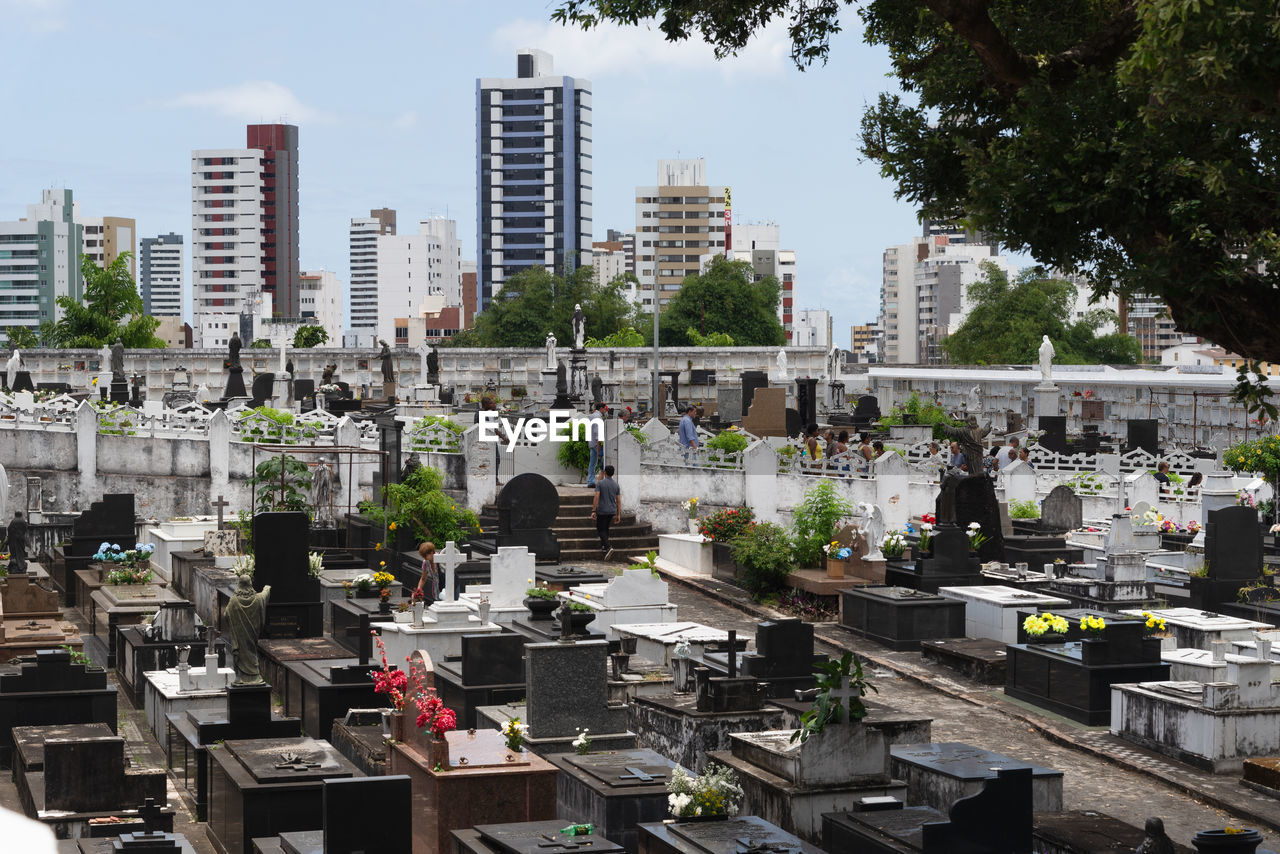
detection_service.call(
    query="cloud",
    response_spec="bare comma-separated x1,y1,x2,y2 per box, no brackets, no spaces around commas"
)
1,0,66,32
492,18,790,79
161,81,334,124
391,110,418,130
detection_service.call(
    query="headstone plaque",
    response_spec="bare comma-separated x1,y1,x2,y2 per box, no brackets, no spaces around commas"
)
1040,485,1083,533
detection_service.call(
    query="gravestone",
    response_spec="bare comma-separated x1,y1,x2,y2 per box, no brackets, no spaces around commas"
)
525,639,629,742
741,387,787,438
259,775,411,854
851,395,881,432
115,599,209,707
248,372,275,408
1127,419,1160,455
716,386,743,424
0,572,59,619
1038,415,1067,454
1040,485,1083,533
740,370,768,417
549,748,685,853
1191,505,1264,610
0,648,116,766
251,512,322,638
704,619,827,699
60,493,135,602
954,476,1005,561
795,377,818,425
840,585,967,650
494,474,560,562
435,632,527,728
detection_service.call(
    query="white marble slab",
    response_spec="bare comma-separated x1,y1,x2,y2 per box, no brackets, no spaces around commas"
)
142,666,234,744
658,534,712,576
938,584,1071,643
611,621,732,666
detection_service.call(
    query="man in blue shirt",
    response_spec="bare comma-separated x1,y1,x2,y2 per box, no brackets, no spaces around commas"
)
949,440,967,473
677,404,699,459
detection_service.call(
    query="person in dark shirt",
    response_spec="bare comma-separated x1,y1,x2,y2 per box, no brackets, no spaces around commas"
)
592,465,621,560
1154,461,1171,485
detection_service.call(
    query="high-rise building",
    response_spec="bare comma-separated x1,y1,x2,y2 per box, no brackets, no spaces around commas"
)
297,270,343,344
476,49,591,310
587,240,629,284
376,218,463,347
140,233,184,317
605,228,636,275
729,223,796,340
0,189,82,343
792,309,831,348
635,159,728,310
850,323,880,363
348,208,395,344
78,215,135,277
191,124,299,346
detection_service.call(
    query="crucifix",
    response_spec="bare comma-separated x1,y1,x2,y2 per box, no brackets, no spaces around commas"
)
275,751,322,772
344,613,378,666
212,495,230,530
435,540,467,604
136,797,164,834
618,766,667,783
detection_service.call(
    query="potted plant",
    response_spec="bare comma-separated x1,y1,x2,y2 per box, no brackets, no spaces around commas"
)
791,481,854,568
1022,612,1069,644
728,522,795,601
1191,827,1265,853
349,573,378,598
683,497,700,535
966,522,989,553
562,601,596,635
524,585,559,620
665,764,743,821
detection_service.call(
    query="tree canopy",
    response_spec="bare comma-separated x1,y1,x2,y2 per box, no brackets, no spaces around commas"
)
45,253,164,348
292,325,329,348
942,264,1141,365
448,265,637,348
657,256,785,347
552,0,1280,364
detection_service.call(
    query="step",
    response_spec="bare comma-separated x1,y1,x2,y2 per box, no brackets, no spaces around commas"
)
561,548,654,562
556,536,660,551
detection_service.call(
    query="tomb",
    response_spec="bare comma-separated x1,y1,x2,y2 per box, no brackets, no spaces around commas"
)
558,568,677,640
55,493,135,601
12,724,170,839
472,473,561,562
87,582,185,669
451,821,625,854
459,546,539,625
115,600,209,707
249,512,323,638
655,533,713,577
937,585,1071,644
549,748,687,853
888,742,1063,813
435,632,528,728
142,640,235,744
169,549,216,602
0,571,60,619
628,690,789,776
0,602,82,664
636,815,825,854
477,638,636,756
1046,543,1158,611
840,586,966,652
248,775,412,854
611,622,746,669
280,613,393,741
918,638,1010,685
387,650,558,854
1117,607,1272,651
534,563,611,592
0,648,116,766
205,736,363,854
142,515,219,579
1112,640,1280,772
699,619,826,699
330,594,403,655
883,526,983,593
1004,610,1169,725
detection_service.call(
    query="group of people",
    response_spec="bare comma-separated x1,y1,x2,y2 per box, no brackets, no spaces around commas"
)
930,435,1031,480
801,424,884,471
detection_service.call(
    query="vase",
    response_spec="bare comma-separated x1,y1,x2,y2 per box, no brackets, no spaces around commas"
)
524,596,558,621
428,736,450,770
563,609,595,636
688,519,700,535
825,558,845,579
412,601,425,627
1192,829,1263,853
381,709,392,736
378,598,392,615
478,601,492,624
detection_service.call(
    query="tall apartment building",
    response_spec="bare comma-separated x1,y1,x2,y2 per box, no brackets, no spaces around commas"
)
729,223,796,340
476,49,592,310
191,124,299,346
78,215,135,276
605,228,635,275
140,233,184,317
635,159,728,309
792,309,831,348
297,270,343,344
348,208,395,345
376,217,463,347
0,189,82,343
850,323,881,363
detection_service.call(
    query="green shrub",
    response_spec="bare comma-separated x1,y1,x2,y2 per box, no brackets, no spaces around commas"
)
1009,499,1040,519
791,481,855,567
730,522,794,599
558,439,591,477
878,392,960,440
706,431,749,454
358,465,480,545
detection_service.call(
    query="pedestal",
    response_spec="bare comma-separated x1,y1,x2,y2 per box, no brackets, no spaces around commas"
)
224,366,247,399
539,369,558,402
109,378,128,404
1032,383,1060,429
569,349,588,401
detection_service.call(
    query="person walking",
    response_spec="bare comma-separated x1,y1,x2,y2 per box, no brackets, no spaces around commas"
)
586,401,607,487
591,465,621,560
677,404,699,460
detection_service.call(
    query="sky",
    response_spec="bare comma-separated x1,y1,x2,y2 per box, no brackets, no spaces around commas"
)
0,0,928,347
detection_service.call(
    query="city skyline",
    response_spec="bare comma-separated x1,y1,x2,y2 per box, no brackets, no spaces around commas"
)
0,0,925,340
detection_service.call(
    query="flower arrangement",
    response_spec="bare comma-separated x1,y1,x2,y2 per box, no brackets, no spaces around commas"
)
1023,612,1069,637
92,542,155,566
231,554,255,579
1139,611,1168,635
525,584,557,600
105,565,153,585
880,530,907,559
967,522,989,551
822,540,853,561
917,521,934,553
307,551,325,578
372,570,396,588
501,717,529,752
1186,520,1202,534
318,383,341,394
572,727,591,755
666,764,742,819
1238,491,1259,509
682,497,699,519
1134,508,1162,527
697,506,756,542
414,690,456,738
1080,615,1107,637
410,587,426,604
371,633,407,711
921,513,936,525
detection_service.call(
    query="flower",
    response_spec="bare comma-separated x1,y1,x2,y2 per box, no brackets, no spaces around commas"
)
1023,612,1069,637
1080,615,1107,636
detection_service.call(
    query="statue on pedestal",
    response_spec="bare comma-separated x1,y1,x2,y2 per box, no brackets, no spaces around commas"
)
1038,335,1056,386
227,332,242,370
110,338,125,383
572,305,586,350
5,350,23,391
5,511,27,574
937,413,993,525
545,332,557,370
426,347,439,386
379,340,394,382
225,575,271,685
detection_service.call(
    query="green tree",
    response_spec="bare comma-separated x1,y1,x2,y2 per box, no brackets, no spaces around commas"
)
48,253,164,348
293,325,329,348
942,265,1140,366
5,327,39,349
552,0,1280,364
457,265,638,348
585,327,645,348
687,327,735,347
657,256,785,347
249,339,272,349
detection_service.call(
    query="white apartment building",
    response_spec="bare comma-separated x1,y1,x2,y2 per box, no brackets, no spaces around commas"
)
635,159,728,309
729,223,797,340
585,245,628,286
348,208,395,346
140,233,184,317
191,149,265,344
376,217,463,346
0,189,81,342
792,309,831,348
297,269,343,344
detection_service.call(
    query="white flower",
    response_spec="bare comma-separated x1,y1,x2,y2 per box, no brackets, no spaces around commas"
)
968,522,982,531
921,522,933,531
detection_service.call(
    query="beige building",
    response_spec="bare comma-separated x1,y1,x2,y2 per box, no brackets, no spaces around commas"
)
635,159,728,309
77,214,136,276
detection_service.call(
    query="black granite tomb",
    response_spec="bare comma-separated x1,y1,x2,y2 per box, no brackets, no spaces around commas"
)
795,377,818,426
61,494,135,602
840,586,967,651
0,648,116,766
251,512,322,638
638,815,825,854
550,749,683,853
115,600,209,707
851,395,882,433
885,526,983,593
701,619,826,699
436,632,528,728
740,371,768,417
1126,419,1160,456
250,775,412,854
491,473,561,562
1038,415,1067,454
1190,505,1264,610
452,821,625,854
281,614,391,741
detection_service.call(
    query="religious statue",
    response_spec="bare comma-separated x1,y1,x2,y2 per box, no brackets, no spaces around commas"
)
379,340,394,382
1038,334,1055,386
545,332,557,370
572,304,586,350
225,575,271,685
937,413,993,525
826,345,840,381
227,332,242,370
590,375,603,407
858,502,885,561
556,360,568,395
967,385,981,414
110,338,125,382
310,463,335,527
5,511,27,574
426,346,439,385
321,364,336,386
776,348,788,376
5,350,24,390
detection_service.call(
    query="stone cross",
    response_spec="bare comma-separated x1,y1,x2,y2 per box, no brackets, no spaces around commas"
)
827,675,860,722
619,767,666,783
345,613,378,666
136,797,164,833
436,541,466,604
211,495,229,530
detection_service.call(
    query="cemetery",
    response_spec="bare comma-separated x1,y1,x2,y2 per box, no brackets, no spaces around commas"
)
0,339,1278,854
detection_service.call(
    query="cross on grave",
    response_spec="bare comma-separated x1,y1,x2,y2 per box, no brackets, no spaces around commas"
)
212,495,230,530
535,837,585,851
137,797,164,833
736,842,799,854
826,675,861,719
344,613,379,666
619,766,667,783
275,751,322,772
13,620,44,633
436,540,467,603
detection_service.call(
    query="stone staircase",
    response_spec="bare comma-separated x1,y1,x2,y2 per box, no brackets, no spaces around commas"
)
478,486,659,562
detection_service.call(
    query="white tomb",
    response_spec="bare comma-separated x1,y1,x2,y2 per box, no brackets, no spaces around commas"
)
654,533,712,577
142,516,220,579
611,621,734,667
937,585,1070,644
560,568,677,639
458,545,535,624
142,657,235,744
1118,607,1273,650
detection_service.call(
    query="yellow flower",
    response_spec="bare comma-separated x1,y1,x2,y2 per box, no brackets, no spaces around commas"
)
389,522,398,531
380,560,386,567
375,542,383,550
